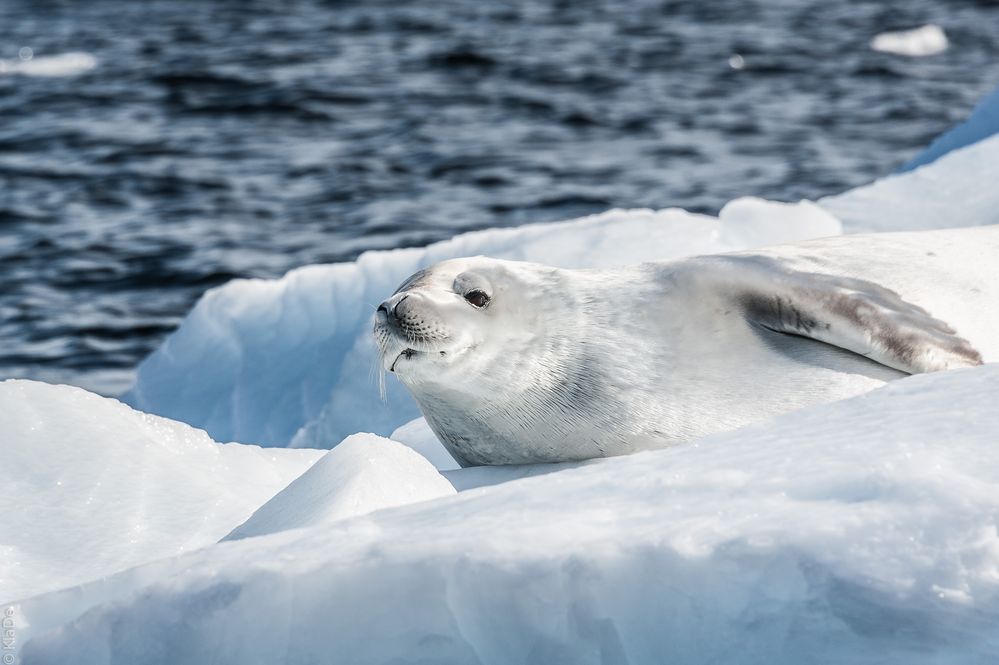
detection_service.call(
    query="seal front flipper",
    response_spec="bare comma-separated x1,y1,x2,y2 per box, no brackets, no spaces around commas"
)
697,255,983,374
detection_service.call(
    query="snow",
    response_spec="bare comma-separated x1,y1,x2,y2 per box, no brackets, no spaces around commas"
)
14,365,999,664
870,25,948,57
0,380,323,605
390,417,460,471
223,434,455,541
0,52,97,77
901,83,999,172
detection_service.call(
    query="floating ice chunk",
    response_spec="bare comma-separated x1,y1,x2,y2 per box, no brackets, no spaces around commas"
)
0,52,97,77
223,434,456,541
16,365,999,663
870,24,948,57
0,380,322,604
126,199,841,450
389,418,460,471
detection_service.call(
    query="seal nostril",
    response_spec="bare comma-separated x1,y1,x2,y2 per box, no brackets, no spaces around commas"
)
392,294,410,318
376,303,389,315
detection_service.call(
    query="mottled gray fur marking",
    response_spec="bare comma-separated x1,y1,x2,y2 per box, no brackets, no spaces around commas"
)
726,255,983,373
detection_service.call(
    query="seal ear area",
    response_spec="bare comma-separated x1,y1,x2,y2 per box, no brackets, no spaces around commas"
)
701,255,984,375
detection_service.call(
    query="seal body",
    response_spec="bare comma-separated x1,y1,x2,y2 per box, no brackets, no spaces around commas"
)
373,225,999,466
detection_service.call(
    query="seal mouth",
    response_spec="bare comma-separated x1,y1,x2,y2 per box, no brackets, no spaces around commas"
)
389,348,420,372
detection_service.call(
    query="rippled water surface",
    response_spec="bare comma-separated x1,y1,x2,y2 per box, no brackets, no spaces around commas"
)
2,0,998,395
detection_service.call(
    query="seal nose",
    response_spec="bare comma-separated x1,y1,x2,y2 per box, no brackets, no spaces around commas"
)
377,293,410,323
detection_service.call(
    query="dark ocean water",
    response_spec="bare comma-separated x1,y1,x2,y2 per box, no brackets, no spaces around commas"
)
2,0,998,396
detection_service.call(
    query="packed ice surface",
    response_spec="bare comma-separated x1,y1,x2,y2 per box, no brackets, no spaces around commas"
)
901,82,999,172
125,198,841,449
869,24,948,57
224,434,455,541
0,380,322,605
16,365,999,664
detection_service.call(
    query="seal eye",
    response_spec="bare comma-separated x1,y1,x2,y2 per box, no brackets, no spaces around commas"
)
464,290,490,308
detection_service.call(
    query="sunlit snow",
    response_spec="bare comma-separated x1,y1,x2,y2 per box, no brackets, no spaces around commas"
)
15,365,999,664
0,380,321,604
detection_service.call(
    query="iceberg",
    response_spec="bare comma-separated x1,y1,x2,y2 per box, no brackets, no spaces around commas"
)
15,365,999,664
0,380,322,604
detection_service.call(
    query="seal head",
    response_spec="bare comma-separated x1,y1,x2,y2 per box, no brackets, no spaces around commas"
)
374,257,636,466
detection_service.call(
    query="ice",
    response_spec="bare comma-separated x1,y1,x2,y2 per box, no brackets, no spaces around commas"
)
223,434,455,541
125,199,840,449
390,418,460,471
15,365,999,664
819,133,999,232
0,52,96,77
901,83,999,172
0,380,322,605
870,25,948,57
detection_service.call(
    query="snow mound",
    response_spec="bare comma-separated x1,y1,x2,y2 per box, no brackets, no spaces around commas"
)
820,133,999,232
870,25,948,57
390,418,460,471
17,365,999,664
902,83,999,172
125,199,840,449
224,434,455,541
0,52,97,77
0,380,322,605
